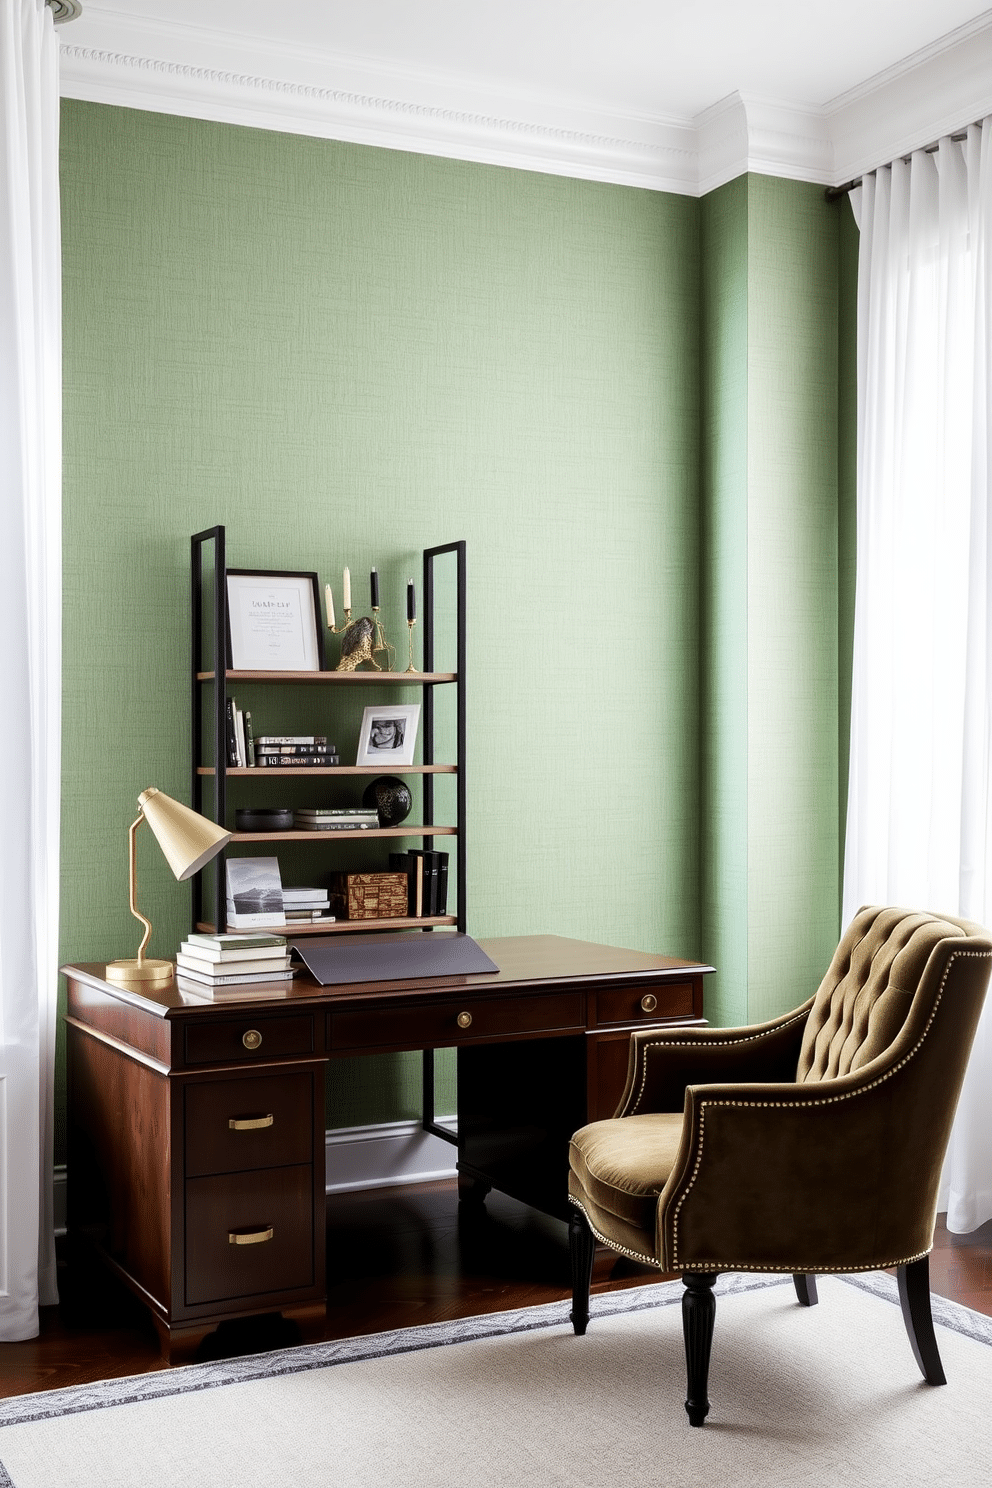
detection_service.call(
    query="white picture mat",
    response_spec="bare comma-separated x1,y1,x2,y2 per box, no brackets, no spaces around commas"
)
355,704,420,767
227,573,320,671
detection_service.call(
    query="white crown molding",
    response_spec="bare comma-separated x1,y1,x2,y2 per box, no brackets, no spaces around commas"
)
57,7,992,196
826,13,992,183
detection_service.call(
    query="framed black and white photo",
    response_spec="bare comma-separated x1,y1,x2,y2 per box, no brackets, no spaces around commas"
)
355,703,420,768
226,569,325,672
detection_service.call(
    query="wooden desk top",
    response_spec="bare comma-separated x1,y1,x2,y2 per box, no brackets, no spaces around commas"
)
63,935,714,1020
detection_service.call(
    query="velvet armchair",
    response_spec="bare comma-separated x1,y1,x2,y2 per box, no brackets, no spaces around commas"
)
567,906,992,1425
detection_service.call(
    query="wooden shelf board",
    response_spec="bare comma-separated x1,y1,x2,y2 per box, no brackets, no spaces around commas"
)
230,826,457,842
198,765,457,777
196,670,456,684
196,916,457,936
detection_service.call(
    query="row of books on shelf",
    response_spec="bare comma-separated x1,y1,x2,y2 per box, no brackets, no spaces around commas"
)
389,849,449,918
225,710,340,769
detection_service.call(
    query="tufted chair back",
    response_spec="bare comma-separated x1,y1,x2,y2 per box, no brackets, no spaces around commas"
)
796,904,977,1082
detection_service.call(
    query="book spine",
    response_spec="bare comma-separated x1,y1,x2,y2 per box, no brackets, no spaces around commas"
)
244,709,255,767
226,697,238,767
255,755,339,767
255,735,329,745
254,744,336,755
435,852,449,916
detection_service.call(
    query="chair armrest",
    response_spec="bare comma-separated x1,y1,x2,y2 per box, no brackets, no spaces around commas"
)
614,999,813,1116
656,1062,940,1274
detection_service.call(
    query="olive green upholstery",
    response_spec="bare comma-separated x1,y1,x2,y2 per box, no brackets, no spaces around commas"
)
567,906,992,1422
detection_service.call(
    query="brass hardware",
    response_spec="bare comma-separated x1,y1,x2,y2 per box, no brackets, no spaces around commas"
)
228,1226,274,1246
640,994,658,1013
456,1011,473,1029
242,1029,262,1050
229,1114,274,1131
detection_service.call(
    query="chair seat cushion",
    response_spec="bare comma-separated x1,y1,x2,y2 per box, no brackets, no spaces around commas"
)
569,1112,684,1235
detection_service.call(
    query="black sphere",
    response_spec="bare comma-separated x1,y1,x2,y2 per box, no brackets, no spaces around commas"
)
362,775,413,827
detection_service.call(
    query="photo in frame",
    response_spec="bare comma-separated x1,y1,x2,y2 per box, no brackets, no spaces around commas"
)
355,703,421,768
226,569,325,672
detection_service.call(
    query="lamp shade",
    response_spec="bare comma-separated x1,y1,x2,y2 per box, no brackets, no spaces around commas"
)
138,788,232,880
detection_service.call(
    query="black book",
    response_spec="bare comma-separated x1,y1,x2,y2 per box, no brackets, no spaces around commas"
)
225,697,238,767
435,851,449,916
423,851,440,916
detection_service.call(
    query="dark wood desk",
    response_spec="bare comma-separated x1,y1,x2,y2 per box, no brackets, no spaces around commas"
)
63,935,711,1359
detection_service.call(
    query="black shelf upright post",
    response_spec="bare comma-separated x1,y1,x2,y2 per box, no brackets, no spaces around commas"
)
190,524,228,935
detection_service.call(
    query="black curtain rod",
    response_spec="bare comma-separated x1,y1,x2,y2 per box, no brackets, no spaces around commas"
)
825,125,977,202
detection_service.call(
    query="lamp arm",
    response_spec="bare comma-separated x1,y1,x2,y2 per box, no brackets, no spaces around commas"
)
126,813,154,967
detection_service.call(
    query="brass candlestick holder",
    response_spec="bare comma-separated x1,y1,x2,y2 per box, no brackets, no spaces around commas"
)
405,618,418,673
370,607,396,672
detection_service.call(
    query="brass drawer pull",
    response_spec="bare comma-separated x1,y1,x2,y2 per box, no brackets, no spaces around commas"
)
228,1114,274,1131
242,1029,263,1051
456,1011,473,1029
229,1226,274,1246
640,994,658,1014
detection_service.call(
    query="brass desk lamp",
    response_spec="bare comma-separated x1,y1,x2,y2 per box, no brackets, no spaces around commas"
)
106,788,232,985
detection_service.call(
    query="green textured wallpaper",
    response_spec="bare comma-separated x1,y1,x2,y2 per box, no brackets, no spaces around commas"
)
57,100,853,1159
700,175,846,1026
58,102,702,1148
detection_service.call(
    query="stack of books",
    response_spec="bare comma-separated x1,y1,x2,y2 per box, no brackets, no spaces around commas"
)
254,735,339,768
283,886,335,924
175,933,293,995
294,807,380,831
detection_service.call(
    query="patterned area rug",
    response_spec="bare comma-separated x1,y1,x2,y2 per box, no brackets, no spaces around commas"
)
1,1273,990,1486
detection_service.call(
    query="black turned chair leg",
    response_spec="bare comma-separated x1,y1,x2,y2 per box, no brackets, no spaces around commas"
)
898,1256,946,1385
793,1273,818,1307
682,1272,718,1426
569,1209,596,1336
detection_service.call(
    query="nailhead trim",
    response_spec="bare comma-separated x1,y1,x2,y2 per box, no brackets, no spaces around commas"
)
567,1196,663,1270
668,948,990,1270
627,1008,811,1115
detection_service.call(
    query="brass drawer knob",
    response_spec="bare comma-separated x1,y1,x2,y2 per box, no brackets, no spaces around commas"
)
242,1029,263,1050
228,1114,274,1131
229,1226,274,1246
640,994,658,1014
456,1011,473,1029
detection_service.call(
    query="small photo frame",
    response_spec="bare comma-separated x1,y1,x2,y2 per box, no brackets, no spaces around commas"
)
356,704,421,768
226,569,325,672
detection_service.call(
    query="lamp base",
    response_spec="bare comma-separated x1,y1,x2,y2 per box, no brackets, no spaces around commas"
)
105,957,174,985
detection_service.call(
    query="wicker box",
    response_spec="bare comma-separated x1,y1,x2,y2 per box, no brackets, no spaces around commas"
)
328,871,409,920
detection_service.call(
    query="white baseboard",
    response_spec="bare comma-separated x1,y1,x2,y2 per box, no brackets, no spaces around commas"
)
52,1121,458,1235
324,1118,458,1194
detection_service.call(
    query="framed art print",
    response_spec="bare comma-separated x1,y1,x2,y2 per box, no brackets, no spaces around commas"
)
226,569,325,672
355,704,420,767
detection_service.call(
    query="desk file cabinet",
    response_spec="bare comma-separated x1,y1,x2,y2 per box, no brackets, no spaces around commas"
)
64,936,711,1359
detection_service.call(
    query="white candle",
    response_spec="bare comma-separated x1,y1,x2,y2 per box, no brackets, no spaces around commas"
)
324,582,335,629
342,567,351,611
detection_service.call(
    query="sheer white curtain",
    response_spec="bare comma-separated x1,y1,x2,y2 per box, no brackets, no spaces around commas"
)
0,0,63,1338
844,121,992,1233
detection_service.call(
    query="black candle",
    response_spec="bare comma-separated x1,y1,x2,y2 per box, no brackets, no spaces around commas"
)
407,581,416,621
370,567,379,608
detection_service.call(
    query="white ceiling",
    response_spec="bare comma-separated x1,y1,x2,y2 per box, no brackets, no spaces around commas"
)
59,2,992,192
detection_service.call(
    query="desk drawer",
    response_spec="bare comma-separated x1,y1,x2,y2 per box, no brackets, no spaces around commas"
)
185,1073,314,1178
592,982,696,1027
184,1014,314,1067
185,1165,314,1306
329,991,584,1053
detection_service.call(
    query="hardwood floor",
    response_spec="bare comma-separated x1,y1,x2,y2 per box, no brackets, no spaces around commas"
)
1,1183,990,1401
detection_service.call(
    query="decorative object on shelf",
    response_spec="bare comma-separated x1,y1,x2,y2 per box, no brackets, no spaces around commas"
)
328,871,409,920
106,788,232,986
405,579,418,672
225,855,286,927
234,807,294,832
335,614,375,671
362,775,413,827
226,569,325,672
369,566,396,672
355,703,421,768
